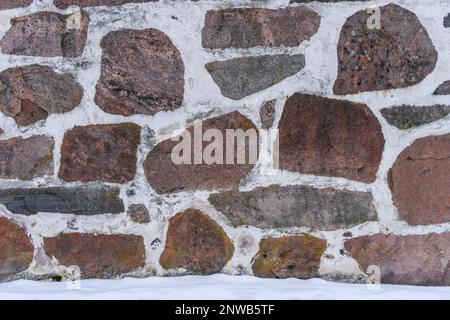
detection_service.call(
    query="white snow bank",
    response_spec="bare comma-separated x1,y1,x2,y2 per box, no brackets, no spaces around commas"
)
1,275,450,300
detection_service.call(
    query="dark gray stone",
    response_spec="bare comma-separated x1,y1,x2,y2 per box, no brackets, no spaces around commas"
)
209,184,377,230
433,81,450,95
381,105,450,129
445,14,450,28
0,185,124,215
205,54,305,100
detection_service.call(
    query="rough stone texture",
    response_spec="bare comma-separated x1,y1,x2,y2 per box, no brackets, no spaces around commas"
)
0,11,89,58
0,217,33,280
59,123,141,183
333,4,437,95
445,14,450,28
381,105,450,129
389,134,450,226
0,135,54,180
345,233,450,286
95,29,184,116
54,0,157,8
433,81,450,95
202,6,320,49
0,185,124,215
259,100,276,129
209,185,377,230
128,204,151,224
252,235,326,279
144,111,258,194
0,65,84,126
278,94,384,183
206,54,305,100
0,0,33,10
160,209,234,274
44,233,145,279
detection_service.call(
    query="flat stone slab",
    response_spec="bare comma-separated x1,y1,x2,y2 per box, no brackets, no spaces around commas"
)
381,105,450,129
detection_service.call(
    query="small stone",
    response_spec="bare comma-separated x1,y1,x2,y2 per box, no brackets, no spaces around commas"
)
433,81,450,95
0,11,89,58
202,6,320,49
206,54,305,100
95,29,184,116
59,123,141,183
0,0,32,10
54,0,157,8
128,204,150,224
0,217,34,280
381,105,450,129
252,235,326,279
259,100,276,129
343,232,353,237
278,93,384,183
0,65,84,126
160,209,234,275
389,134,450,225
0,135,54,180
445,13,450,28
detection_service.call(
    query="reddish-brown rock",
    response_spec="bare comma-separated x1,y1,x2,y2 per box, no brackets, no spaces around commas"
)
389,134,450,225
44,233,145,278
0,135,54,180
202,6,320,49
95,29,184,116
334,4,437,95
0,65,84,126
144,111,259,194
128,204,151,224
259,100,276,129
252,235,326,279
160,209,234,274
0,0,32,10
59,123,141,183
345,233,450,286
0,217,34,280
0,11,89,58
54,0,156,8
278,93,384,183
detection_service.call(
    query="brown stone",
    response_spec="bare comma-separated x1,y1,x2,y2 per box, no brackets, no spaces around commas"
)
0,135,54,180
333,4,437,95
252,235,326,279
43,233,145,279
160,209,234,274
54,0,157,8
259,100,276,129
0,65,83,126
59,123,141,183
0,217,34,280
202,6,320,49
95,29,184,116
144,111,259,194
345,233,450,286
0,11,89,58
0,0,32,10
278,93,384,183
389,134,450,225
128,204,151,224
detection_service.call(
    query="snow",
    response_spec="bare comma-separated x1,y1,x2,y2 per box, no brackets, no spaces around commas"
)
1,275,450,300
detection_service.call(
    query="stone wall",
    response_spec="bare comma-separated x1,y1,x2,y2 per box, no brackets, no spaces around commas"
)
0,0,449,286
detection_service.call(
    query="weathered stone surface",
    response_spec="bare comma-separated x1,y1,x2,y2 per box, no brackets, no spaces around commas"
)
144,111,259,194
160,209,234,274
0,217,33,280
278,94,384,183
334,4,437,95
259,100,276,129
206,54,305,100
209,185,377,230
0,135,54,180
0,185,124,215
0,0,32,10
128,204,150,224
252,235,326,279
54,0,156,8
433,81,450,95
445,14,450,28
345,233,450,286
389,134,450,225
381,105,450,129
0,65,84,126
59,123,141,183
44,233,145,279
202,6,320,49
95,29,184,116
0,11,89,58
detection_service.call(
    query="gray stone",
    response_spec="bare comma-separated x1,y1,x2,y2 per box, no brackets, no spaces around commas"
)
0,185,124,215
433,81,450,95
381,105,450,129
205,54,305,100
445,14,450,28
209,184,377,230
